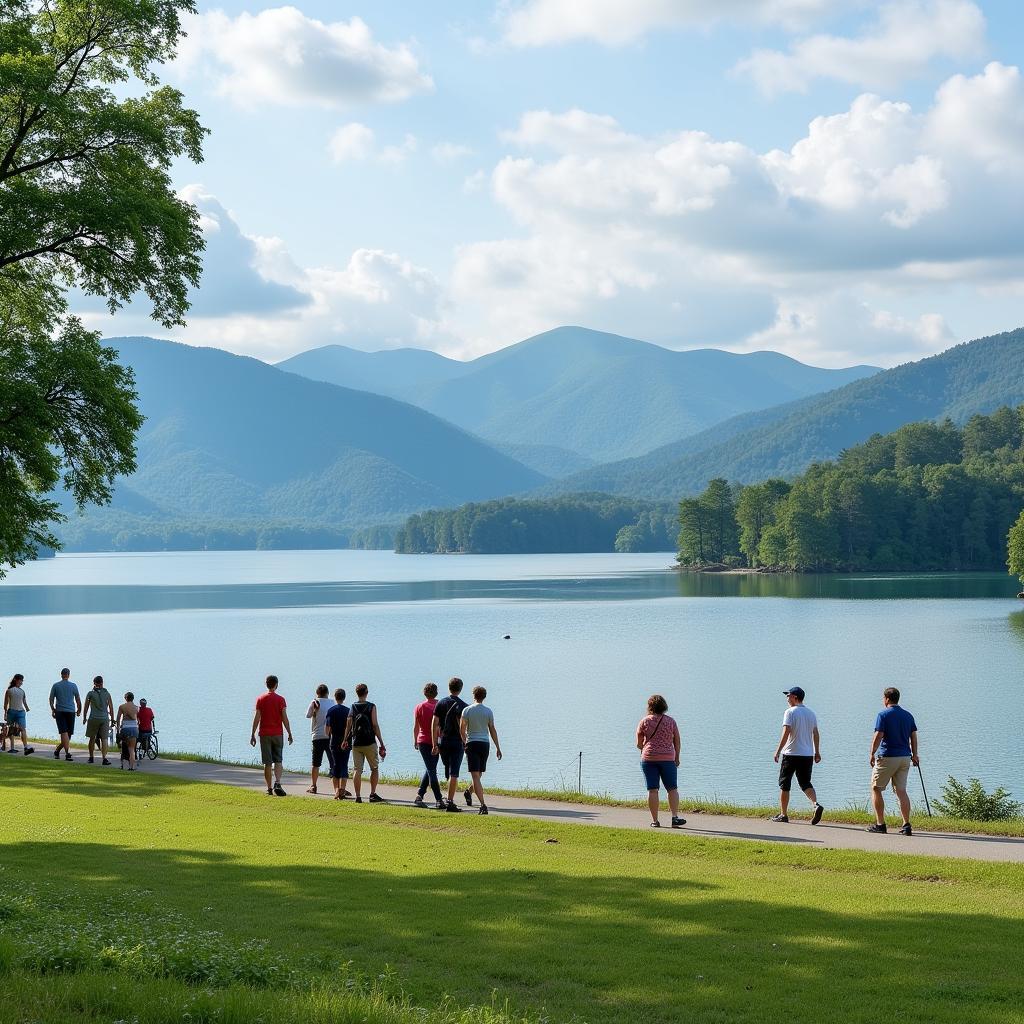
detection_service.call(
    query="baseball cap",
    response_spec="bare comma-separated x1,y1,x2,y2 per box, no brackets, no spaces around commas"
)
782,686,805,700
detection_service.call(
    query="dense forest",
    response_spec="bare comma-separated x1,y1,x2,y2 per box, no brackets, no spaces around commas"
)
678,406,1024,572
394,495,677,554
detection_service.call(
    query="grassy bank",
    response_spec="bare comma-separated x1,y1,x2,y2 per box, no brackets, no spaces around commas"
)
3,757,1024,1023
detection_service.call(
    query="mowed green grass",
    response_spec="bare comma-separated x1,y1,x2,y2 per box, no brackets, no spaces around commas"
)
2,758,1023,1024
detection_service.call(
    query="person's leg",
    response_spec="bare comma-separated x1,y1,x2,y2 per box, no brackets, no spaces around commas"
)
311,766,319,789
274,760,283,786
353,749,363,799
647,788,660,823
871,786,886,824
895,786,911,825
779,789,790,816
263,763,273,791
100,729,108,762
369,764,379,796
128,736,136,769
803,785,817,806
471,770,485,806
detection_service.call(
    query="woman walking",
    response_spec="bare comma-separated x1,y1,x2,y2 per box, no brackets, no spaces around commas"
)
636,694,685,829
413,683,444,808
4,675,34,756
116,692,140,771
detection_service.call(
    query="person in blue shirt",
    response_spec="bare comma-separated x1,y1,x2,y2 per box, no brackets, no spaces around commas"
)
49,668,82,761
867,687,919,836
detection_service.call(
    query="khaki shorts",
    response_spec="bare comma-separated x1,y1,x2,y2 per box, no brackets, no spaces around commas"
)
352,744,379,772
85,718,108,741
872,756,912,791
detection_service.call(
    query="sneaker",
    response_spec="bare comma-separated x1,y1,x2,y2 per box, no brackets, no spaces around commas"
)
464,789,473,807
7,749,17,754
273,783,286,797
811,803,824,826
478,805,488,815
368,793,385,803
445,801,462,812
899,823,913,836
355,796,363,803
53,748,61,759
650,820,661,828
65,754,73,762
101,759,111,766
769,813,789,823
24,747,34,755
671,816,687,829
413,795,426,807
88,756,95,764
866,823,887,834
435,800,446,810
267,787,274,795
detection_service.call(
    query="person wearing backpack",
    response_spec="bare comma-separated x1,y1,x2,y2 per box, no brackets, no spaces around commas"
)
431,677,468,812
341,683,386,803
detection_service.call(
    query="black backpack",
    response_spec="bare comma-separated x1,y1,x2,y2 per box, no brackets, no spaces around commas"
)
441,697,464,738
350,702,375,746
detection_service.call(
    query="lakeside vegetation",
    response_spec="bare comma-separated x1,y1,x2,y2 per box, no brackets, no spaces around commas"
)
394,494,677,554
678,407,1024,572
4,758,1024,1024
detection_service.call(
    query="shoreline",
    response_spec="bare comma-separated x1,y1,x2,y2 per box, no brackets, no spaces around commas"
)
25,738,1024,838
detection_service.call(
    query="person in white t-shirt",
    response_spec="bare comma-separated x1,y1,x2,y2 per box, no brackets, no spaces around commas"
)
771,686,823,825
305,683,335,795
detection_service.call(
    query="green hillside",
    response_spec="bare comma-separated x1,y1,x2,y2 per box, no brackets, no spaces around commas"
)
553,327,1024,498
56,338,544,545
280,326,878,463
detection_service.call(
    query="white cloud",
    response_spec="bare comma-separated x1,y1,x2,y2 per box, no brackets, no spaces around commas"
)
177,8,433,108
432,142,476,163
501,0,838,46
328,123,417,165
736,0,985,95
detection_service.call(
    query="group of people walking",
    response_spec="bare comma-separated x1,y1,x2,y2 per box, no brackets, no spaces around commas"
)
3,670,156,770
251,675,502,814
636,684,921,833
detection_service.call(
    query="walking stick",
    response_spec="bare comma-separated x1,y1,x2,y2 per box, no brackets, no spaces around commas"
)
917,763,932,817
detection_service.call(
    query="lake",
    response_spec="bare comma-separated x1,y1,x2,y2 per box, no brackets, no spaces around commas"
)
2,550,1022,808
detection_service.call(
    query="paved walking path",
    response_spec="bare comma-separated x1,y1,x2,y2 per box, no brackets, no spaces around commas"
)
21,744,1024,863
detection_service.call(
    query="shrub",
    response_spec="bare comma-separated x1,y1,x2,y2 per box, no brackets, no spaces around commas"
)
932,776,1022,821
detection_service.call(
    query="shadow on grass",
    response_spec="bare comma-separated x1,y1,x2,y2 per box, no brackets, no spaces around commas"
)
7,826,1024,1024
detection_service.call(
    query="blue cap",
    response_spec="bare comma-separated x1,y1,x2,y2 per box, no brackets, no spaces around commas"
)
783,686,805,700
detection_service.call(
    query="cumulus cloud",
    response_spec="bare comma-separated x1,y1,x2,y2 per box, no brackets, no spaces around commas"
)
328,123,417,164
736,0,985,95
177,8,433,108
501,0,838,46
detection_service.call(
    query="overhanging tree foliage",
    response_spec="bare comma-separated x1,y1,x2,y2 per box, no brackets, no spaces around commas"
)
0,0,206,574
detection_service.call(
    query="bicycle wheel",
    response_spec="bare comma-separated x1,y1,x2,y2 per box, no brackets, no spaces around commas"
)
147,734,159,760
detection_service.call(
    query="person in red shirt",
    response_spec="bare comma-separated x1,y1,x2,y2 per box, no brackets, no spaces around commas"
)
250,675,293,796
137,698,156,754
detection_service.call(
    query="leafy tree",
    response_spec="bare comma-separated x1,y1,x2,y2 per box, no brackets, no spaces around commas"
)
0,0,206,573
1009,510,1024,585
677,497,709,564
736,479,789,566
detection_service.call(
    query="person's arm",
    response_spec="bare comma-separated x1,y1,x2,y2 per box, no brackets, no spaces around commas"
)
635,720,645,751
306,700,317,720
910,729,919,766
672,722,680,767
460,716,468,745
3,692,8,713
488,714,502,760
342,714,352,749
413,709,419,749
116,706,123,730
812,725,821,764
82,693,89,724
23,694,30,713
869,730,883,765
250,707,261,746
371,706,385,755
74,691,82,716
282,707,293,744
325,714,332,742
431,710,440,753
49,687,57,717
106,693,114,720
773,725,791,763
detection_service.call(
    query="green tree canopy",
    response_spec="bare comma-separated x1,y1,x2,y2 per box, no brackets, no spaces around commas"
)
0,0,206,574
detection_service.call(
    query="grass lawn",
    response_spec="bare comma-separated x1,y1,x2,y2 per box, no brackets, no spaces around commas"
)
2,758,1023,1024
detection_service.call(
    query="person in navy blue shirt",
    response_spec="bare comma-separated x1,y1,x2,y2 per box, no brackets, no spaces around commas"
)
866,687,919,836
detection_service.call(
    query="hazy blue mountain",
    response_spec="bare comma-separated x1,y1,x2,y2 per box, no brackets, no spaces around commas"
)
279,326,878,464
546,327,1024,499
494,442,596,478
89,337,544,527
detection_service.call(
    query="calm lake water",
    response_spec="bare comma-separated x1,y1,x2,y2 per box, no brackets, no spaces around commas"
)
2,550,1022,807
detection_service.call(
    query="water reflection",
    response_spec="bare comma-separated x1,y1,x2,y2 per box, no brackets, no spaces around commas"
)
0,570,1019,618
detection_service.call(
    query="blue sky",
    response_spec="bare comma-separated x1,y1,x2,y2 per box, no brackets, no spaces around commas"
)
86,1,1024,368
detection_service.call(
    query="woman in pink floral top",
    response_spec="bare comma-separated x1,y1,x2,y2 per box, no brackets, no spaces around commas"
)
636,694,685,829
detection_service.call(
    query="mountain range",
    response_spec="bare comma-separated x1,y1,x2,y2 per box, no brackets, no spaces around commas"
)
543,327,1024,499
278,326,878,465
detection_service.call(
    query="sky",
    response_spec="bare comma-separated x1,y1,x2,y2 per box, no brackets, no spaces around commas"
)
79,0,1024,368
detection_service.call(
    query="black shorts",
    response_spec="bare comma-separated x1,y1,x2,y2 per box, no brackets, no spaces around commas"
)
438,740,464,779
55,711,76,736
311,737,332,769
778,755,814,793
465,741,490,774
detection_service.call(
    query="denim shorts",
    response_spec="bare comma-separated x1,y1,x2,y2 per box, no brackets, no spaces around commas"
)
6,710,26,730
641,759,677,791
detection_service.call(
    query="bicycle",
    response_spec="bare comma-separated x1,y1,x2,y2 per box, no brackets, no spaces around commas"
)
138,729,159,761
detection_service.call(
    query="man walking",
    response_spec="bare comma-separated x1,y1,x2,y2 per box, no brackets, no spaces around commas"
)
771,686,824,825
305,683,335,794
460,686,502,815
325,688,351,800
867,687,919,836
50,669,81,760
341,683,386,803
83,675,114,765
249,675,293,796
432,677,468,812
